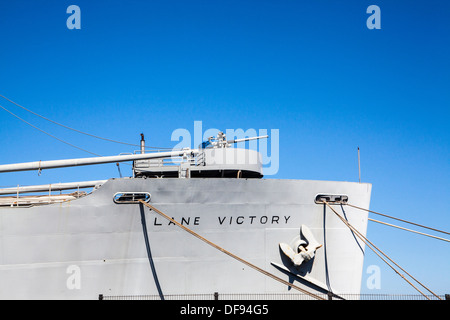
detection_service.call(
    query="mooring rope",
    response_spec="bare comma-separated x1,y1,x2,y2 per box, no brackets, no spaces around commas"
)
137,200,325,300
368,218,450,243
345,203,450,236
322,201,442,300
139,203,165,300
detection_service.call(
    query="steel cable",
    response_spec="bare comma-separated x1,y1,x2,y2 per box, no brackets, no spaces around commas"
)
323,202,442,300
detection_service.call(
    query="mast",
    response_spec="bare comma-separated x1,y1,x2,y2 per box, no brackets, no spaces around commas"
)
358,147,361,183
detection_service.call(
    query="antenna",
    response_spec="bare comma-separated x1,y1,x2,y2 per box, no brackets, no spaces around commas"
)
358,147,361,183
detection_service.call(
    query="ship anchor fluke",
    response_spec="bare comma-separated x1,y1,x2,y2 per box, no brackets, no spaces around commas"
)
279,225,322,267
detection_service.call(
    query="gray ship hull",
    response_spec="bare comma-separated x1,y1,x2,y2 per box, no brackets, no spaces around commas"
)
0,178,371,299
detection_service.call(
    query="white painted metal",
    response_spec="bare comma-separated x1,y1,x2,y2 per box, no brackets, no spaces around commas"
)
0,150,194,173
0,177,371,299
0,180,107,195
227,134,269,144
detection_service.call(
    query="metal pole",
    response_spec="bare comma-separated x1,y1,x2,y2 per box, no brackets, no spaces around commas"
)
0,180,107,195
0,150,194,173
227,135,268,144
140,133,145,154
358,147,361,183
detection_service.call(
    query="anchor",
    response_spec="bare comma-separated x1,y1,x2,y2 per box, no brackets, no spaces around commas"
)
279,224,322,267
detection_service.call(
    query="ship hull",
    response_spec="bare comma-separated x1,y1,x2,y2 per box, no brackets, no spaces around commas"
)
0,178,371,299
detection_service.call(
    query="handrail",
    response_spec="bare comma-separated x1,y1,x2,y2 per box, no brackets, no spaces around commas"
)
0,180,106,195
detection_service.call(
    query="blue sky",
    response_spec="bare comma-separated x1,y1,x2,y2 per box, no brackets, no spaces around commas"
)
0,0,449,296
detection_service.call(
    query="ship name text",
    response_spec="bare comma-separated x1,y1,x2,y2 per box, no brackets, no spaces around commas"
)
153,215,291,227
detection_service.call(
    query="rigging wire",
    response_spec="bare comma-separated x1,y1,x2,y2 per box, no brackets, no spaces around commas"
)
0,104,100,157
0,94,173,150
